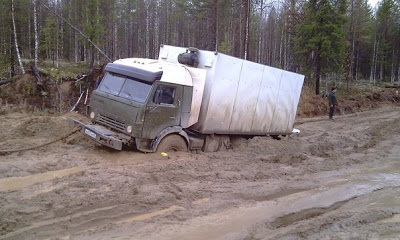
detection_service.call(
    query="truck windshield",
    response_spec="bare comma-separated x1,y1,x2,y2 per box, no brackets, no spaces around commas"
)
98,72,152,103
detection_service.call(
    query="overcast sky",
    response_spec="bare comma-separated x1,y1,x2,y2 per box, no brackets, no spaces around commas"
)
368,0,380,8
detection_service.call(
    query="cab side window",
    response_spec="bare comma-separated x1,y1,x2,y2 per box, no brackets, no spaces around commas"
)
153,85,175,105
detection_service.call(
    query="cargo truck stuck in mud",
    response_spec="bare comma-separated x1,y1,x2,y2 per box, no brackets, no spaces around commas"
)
70,45,305,153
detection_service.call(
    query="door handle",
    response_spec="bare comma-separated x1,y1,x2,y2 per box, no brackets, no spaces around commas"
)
170,116,176,119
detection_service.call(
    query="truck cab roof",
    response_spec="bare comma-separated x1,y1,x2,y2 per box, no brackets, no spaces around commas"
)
109,58,204,87
105,59,163,83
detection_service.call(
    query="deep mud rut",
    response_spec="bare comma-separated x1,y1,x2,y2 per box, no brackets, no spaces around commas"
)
0,106,400,240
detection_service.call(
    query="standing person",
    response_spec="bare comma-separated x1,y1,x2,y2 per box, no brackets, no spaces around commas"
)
328,87,338,120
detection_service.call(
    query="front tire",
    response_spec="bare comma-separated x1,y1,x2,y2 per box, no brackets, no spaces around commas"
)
156,134,188,152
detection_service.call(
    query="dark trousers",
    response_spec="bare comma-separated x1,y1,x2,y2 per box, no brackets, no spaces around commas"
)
329,106,335,119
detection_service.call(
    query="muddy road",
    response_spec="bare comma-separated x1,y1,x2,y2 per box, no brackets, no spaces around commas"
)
0,106,399,240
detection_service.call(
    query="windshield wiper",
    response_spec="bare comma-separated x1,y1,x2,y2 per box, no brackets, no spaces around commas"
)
101,84,112,93
122,91,133,99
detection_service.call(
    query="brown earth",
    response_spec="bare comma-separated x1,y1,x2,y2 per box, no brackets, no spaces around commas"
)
1,74,400,239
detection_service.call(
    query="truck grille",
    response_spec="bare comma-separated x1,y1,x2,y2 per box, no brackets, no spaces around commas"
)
97,114,125,132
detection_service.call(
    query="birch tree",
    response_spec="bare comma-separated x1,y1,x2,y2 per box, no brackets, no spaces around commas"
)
11,0,25,74
33,0,38,68
243,0,250,60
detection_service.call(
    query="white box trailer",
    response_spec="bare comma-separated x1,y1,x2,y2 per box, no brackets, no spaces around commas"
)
158,45,304,136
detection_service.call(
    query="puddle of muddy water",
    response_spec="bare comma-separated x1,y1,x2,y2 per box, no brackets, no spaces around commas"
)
0,166,84,192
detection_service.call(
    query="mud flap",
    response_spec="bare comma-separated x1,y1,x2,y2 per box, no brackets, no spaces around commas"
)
203,135,231,152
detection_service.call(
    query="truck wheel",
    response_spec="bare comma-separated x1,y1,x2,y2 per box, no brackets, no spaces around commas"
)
156,134,188,152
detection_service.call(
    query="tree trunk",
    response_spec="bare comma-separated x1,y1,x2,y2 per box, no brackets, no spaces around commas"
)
315,47,322,95
390,48,395,83
398,65,400,82
11,0,25,74
315,62,321,95
370,37,377,84
74,34,78,62
280,20,285,68
257,0,264,62
113,22,117,60
10,32,15,77
59,0,64,62
90,45,95,69
214,0,218,51
33,0,38,68
354,47,359,81
379,55,384,82
243,0,250,60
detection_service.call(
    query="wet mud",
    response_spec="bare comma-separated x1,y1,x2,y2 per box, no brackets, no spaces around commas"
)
0,106,400,239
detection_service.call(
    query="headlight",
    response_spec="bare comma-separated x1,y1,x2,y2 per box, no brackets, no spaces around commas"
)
90,112,96,120
126,125,133,134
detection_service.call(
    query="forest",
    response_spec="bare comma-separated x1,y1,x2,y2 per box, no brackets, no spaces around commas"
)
0,0,399,95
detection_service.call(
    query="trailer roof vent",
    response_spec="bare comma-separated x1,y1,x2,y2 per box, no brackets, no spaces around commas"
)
178,47,199,68
160,50,168,59
205,57,213,68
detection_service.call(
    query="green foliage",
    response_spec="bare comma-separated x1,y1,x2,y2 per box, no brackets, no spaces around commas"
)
0,0,11,77
218,33,233,54
374,0,400,81
0,0,399,85
295,0,347,87
42,16,57,60
83,0,104,43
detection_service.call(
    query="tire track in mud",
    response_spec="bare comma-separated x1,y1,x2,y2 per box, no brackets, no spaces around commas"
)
0,205,119,240
0,196,213,239
153,172,400,240
355,115,400,151
269,199,350,229
262,186,400,240
293,107,400,165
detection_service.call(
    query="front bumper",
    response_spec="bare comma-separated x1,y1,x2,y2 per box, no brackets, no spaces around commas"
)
69,118,127,150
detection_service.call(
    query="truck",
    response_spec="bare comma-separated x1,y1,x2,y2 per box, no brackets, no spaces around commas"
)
71,45,304,153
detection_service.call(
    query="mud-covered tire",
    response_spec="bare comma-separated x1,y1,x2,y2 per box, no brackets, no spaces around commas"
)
156,134,188,152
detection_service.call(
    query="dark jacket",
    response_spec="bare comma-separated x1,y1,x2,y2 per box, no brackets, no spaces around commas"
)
328,92,338,106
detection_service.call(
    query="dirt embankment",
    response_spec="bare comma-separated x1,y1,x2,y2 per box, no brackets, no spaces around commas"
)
0,67,103,114
1,69,400,117
297,84,400,117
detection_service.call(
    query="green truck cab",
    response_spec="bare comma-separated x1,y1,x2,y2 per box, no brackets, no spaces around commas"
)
72,60,195,152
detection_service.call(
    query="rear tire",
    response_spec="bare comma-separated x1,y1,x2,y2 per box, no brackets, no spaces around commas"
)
156,134,188,152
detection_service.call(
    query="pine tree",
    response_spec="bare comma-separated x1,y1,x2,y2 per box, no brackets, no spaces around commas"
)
83,0,105,67
345,0,372,85
373,0,399,82
295,0,347,95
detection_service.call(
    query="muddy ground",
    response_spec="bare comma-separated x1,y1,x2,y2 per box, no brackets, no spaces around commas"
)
0,104,399,239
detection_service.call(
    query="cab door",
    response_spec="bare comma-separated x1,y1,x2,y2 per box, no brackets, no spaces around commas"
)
142,83,182,139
